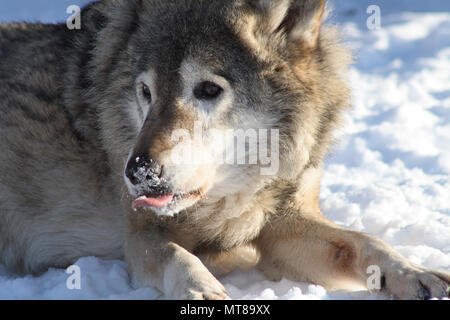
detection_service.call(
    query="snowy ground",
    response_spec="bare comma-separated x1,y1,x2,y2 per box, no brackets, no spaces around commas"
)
0,0,449,300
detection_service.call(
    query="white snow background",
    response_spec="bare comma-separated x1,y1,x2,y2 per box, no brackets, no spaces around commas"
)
0,0,449,300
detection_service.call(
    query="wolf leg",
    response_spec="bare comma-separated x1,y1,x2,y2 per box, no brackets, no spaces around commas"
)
256,214,450,299
125,226,229,300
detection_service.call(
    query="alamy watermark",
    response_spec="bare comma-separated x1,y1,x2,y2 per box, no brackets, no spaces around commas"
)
168,121,280,176
66,4,382,31
367,5,381,30
366,265,382,290
66,5,81,30
66,265,81,290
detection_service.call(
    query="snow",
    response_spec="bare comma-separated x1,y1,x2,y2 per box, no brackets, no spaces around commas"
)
0,0,449,300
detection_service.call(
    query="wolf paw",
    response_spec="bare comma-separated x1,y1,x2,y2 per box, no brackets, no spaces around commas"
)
183,275,230,300
166,257,231,300
186,288,230,300
382,267,450,300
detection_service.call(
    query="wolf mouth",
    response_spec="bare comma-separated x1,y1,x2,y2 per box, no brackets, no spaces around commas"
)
132,190,203,210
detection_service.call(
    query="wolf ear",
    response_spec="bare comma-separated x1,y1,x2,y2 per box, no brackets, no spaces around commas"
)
252,0,326,48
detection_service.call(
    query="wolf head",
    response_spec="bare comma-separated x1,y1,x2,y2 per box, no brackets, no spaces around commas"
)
69,0,350,216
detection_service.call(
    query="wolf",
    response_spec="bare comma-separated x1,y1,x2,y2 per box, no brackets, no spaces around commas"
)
0,0,449,300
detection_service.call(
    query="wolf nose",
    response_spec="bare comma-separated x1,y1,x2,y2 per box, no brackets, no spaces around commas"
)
125,153,162,186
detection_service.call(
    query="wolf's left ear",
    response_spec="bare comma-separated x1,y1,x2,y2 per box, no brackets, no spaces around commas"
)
251,0,326,48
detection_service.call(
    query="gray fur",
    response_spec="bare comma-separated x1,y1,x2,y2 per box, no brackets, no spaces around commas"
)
0,0,448,300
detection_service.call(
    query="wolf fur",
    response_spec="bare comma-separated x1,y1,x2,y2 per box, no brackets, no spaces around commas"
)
0,0,449,300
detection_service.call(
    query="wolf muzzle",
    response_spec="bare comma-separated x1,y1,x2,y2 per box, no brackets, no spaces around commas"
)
125,153,170,193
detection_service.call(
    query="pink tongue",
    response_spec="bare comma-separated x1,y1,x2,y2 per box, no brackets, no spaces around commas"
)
132,194,174,209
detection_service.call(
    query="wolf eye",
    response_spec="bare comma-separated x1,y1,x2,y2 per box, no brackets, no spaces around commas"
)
141,83,152,103
194,81,223,100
